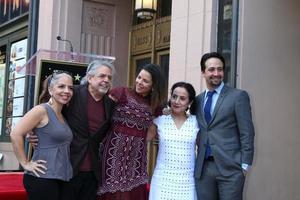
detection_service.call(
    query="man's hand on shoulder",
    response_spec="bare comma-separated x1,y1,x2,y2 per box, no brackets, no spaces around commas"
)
162,106,171,115
26,131,38,148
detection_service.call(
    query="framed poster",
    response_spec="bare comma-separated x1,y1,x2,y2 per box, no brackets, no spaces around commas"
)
13,78,25,97
3,38,27,136
10,38,27,80
12,97,24,116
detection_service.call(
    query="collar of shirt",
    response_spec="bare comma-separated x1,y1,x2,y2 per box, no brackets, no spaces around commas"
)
205,82,224,97
204,82,224,112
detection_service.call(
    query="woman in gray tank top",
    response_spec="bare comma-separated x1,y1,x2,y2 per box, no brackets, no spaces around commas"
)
10,71,74,200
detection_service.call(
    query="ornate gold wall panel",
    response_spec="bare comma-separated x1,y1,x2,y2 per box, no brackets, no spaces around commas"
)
131,26,153,55
130,16,171,56
155,16,171,49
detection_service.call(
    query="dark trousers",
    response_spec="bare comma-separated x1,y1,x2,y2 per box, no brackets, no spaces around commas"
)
195,160,245,200
65,171,98,200
23,174,70,200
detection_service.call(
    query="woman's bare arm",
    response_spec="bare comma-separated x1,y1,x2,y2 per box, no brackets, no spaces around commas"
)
10,105,48,176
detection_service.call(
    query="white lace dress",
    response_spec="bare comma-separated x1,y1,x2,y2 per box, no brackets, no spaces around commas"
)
149,115,199,200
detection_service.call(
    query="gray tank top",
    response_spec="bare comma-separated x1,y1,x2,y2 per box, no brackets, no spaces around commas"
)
26,103,73,181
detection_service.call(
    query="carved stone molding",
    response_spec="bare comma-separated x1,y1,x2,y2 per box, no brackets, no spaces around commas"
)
81,1,115,55
82,1,115,36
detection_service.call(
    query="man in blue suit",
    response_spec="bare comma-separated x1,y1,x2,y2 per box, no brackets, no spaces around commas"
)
192,52,255,200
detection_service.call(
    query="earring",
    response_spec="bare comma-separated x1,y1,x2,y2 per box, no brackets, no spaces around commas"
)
49,94,53,105
186,105,191,117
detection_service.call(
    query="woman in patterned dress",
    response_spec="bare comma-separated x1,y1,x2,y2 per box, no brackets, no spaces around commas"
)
97,64,165,200
148,82,199,200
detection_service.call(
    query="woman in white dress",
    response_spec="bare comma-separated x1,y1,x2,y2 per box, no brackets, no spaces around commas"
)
147,82,199,200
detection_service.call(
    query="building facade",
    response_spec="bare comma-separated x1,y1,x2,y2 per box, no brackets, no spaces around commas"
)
0,0,300,199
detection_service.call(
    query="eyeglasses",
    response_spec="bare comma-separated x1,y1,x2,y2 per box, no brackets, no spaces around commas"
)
48,70,73,86
52,70,73,76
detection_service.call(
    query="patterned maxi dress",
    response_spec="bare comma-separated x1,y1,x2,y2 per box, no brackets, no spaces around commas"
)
97,87,153,200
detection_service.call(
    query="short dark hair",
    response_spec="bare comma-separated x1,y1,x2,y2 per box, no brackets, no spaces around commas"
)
170,82,196,104
200,52,225,72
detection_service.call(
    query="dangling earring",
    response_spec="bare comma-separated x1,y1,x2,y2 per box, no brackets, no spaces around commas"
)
186,105,191,117
49,94,53,105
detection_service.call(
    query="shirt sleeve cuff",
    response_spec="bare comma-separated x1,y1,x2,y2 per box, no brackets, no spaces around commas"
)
242,163,251,171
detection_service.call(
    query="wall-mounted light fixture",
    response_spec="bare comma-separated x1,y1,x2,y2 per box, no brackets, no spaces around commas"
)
135,0,157,19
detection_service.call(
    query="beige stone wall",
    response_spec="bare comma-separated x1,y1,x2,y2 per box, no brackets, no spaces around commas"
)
37,0,132,87
170,0,300,199
169,0,218,93
238,0,300,199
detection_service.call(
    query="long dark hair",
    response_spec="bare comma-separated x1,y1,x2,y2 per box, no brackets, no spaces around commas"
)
138,63,166,111
39,75,52,103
